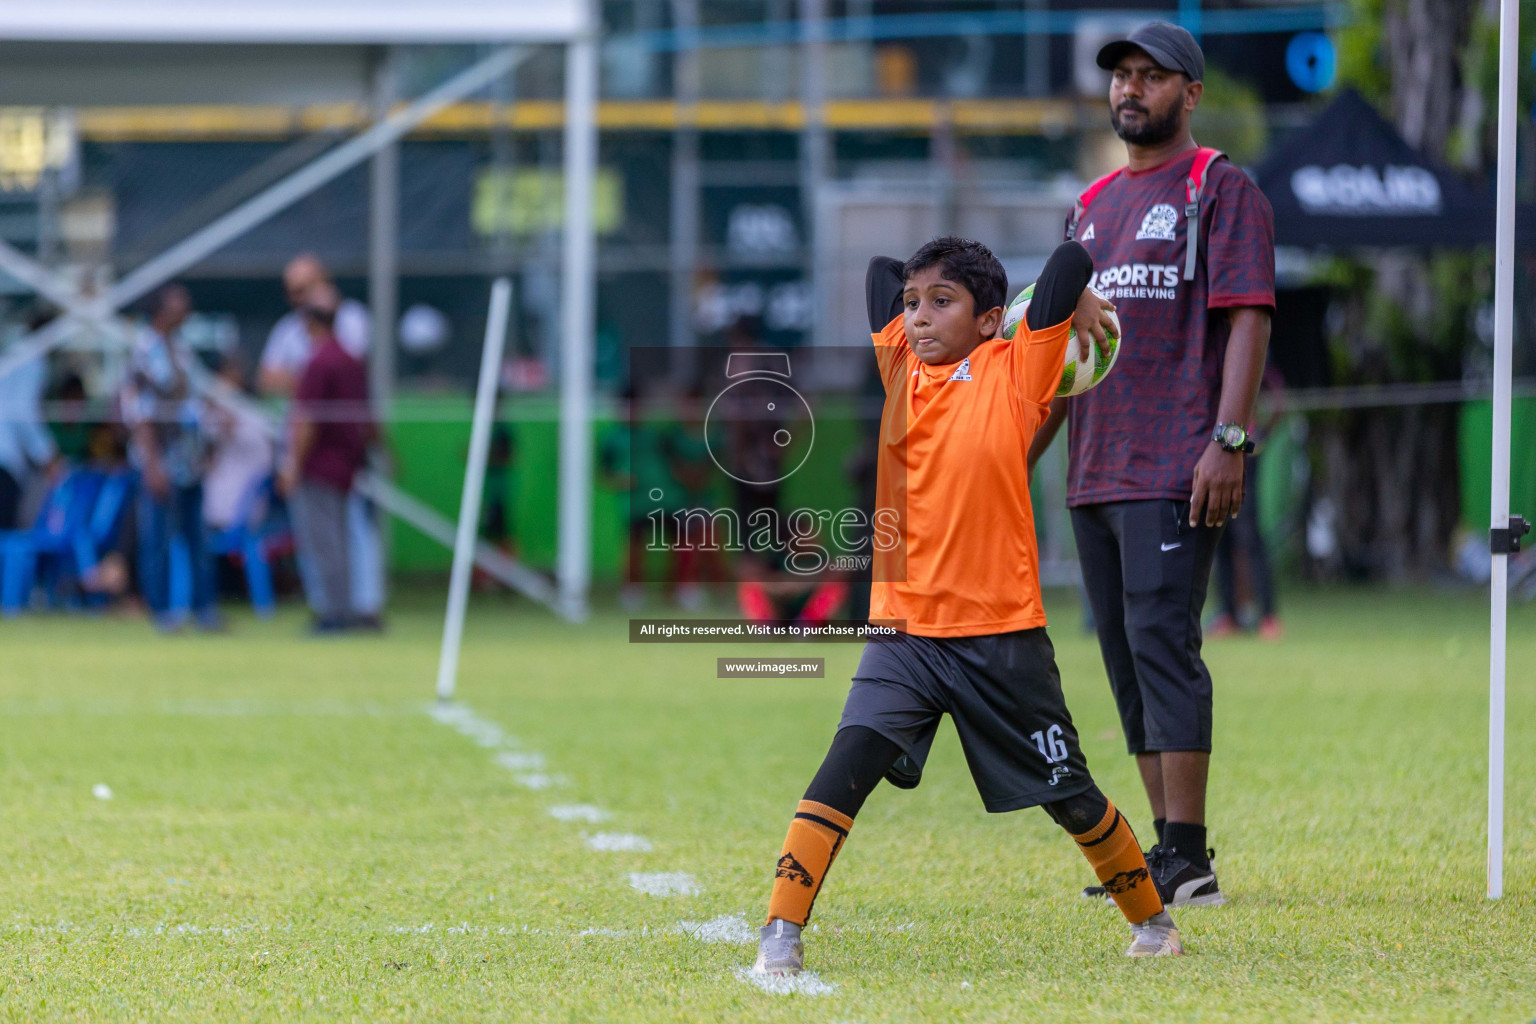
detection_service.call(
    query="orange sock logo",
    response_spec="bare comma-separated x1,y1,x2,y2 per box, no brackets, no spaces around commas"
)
776,852,814,888
1101,867,1150,894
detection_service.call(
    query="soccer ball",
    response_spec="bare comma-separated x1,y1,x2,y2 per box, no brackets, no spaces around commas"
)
1000,283,1121,397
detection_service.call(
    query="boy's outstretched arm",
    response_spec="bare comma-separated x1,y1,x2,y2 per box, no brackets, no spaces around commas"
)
1026,241,1112,360
1024,241,1093,332
866,256,905,332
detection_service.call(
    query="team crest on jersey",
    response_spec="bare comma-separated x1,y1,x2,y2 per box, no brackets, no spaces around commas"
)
948,357,972,382
1079,222,1095,241
1135,203,1179,241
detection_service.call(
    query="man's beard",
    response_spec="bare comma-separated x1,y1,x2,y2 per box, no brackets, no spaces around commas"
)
1111,102,1181,146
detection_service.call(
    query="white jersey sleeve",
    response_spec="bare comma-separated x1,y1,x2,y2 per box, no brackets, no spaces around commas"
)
260,311,312,374
335,299,371,360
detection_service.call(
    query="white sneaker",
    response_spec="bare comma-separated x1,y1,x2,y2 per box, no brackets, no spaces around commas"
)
753,919,804,975
1126,910,1183,957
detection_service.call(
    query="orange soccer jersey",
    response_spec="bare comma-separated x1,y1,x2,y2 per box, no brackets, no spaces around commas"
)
869,312,1072,637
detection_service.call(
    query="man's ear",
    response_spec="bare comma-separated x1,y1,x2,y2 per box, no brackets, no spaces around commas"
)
978,305,1004,338
1185,80,1203,113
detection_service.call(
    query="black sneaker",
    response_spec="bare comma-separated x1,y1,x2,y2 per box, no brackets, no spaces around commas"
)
1082,844,1165,903
1153,846,1225,907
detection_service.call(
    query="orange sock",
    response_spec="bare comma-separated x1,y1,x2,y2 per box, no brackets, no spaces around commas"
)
765,800,854,927
1070,800,1164,924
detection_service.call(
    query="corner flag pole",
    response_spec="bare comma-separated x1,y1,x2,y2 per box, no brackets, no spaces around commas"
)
436,278,513,703
1488,0,1520,901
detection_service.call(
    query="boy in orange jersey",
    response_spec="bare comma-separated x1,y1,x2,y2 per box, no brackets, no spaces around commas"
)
753,237,1180,976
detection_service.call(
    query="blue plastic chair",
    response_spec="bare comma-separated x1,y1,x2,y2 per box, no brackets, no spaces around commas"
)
207,475,283,618
0,469,102,615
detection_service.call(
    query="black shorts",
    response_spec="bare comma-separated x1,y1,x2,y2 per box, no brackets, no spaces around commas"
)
837,628,1094,813
1070,499,1221,754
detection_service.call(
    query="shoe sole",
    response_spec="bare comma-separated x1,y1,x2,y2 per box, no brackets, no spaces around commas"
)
1126,931,1184,957
1127,943,1184,958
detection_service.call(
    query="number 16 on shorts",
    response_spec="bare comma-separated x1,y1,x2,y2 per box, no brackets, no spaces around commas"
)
1031,724,1069,763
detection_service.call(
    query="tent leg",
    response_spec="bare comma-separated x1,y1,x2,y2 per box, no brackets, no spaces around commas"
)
1488,0,1520,902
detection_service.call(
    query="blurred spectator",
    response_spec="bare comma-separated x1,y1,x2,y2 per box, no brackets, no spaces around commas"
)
121,284,219,632
259,253,385,625
259,254,370,390
203,352,274,533
278,282,376,633
0,309,60,528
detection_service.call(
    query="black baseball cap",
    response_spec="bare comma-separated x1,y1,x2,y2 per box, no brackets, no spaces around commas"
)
1096,21,1204,82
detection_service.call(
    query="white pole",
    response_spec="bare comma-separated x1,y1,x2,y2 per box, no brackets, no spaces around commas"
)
436,278,513,703
369,45,401,422
557,11,599,622
1488,0,1519,901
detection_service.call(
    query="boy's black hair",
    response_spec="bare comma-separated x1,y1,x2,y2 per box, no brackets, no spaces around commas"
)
902,236,1008,314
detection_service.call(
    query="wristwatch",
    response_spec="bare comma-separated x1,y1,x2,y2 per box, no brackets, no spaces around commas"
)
1213,422,1255,454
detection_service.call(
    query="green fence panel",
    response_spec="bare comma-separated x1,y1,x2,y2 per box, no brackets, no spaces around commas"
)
1459,398,1536,533
386,397,624,580
384,396,864,581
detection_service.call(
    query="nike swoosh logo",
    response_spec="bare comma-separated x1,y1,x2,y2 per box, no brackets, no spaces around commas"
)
1160,542,1182,552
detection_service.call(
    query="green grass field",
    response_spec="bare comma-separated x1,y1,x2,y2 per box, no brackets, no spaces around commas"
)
2,586,1534,1022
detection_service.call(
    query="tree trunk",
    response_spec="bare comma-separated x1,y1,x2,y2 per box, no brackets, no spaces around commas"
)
1315,0,1477,580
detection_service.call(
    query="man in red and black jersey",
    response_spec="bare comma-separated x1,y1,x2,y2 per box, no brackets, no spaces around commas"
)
1030,21,1274,908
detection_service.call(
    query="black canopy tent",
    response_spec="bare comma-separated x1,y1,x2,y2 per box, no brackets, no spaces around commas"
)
1252,88,1495,248
1249,89,1507,388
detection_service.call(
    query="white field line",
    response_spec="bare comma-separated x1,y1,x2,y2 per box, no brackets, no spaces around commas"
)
11,916,902,944
427,702,518,748
626,871,697,895
10,920,613,939
0,698,417,717
514,773,567,790
8,921,285,937
494,751,546,771
427,701,655,847
675,913,755,943
587,833,654,853
426,705,571,793
734,967,839,996
384,922,651,938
